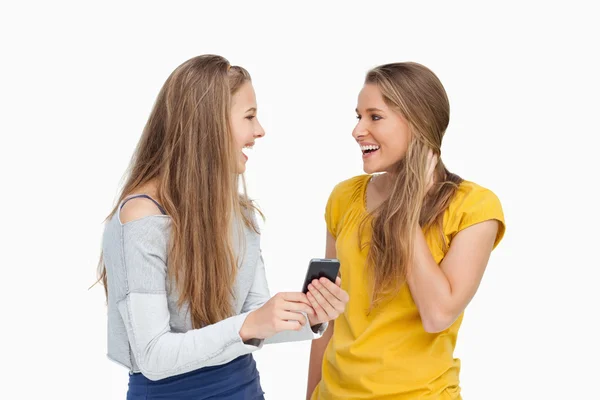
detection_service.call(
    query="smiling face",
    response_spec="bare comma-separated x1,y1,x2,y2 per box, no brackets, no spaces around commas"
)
230,81,265,173
352,83,411,174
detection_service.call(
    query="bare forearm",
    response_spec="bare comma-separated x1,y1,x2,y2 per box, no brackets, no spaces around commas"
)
306,322,333,399
407,226,453,332
409,219,499,333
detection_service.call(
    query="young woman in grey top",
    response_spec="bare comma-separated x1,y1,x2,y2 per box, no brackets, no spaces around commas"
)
97,55,349,400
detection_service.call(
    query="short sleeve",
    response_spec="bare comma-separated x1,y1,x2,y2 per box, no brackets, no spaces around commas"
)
451,185,506,249
325,186,340,239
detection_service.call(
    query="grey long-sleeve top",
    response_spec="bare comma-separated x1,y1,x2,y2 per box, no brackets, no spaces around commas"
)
102,202,326,381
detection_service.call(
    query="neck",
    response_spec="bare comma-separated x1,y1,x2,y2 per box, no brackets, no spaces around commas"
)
372,172,394,195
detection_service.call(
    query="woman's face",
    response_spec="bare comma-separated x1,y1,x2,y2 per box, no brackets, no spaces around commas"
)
353,84,411,174
230,81,265,174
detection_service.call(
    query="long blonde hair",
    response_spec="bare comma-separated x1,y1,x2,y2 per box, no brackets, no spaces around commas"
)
362,62,463,306
97,55,259,328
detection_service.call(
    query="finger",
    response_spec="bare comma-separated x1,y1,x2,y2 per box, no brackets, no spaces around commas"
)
281,292,312,306
278,320,303,331
318,278,345,302
280,311,309,325
426,149,434,170
319,277,349,303
335,276,341,286
308,282,337,317
427,152,436,172
306,291,328,322
313,279,345,310
282,300,315,316
425,151,437,191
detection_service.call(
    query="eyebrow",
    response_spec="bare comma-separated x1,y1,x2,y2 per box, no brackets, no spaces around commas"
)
355,107,384,113
245,107,257,113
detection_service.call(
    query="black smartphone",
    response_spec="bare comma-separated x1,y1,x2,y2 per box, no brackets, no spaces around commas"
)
301,258,340,294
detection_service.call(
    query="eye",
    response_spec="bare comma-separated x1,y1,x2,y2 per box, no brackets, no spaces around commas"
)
356,115,362,120
246,115,255,121
371,115,382,121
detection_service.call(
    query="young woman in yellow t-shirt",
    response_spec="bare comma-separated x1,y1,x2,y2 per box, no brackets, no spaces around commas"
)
305,62,505,400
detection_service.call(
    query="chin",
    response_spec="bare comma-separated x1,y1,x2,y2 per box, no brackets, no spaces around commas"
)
362,162,382,175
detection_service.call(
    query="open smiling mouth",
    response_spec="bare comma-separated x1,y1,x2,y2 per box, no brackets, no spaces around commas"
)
361,145,380,157
242,143,254,160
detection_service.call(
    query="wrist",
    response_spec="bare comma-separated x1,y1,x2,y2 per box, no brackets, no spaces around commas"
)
239,311,256,342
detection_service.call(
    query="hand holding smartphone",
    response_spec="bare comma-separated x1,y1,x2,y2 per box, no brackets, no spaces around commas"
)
301,258,348,330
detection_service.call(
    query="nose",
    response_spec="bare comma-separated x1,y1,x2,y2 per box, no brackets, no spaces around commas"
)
254,119,265,139
352,120,367,141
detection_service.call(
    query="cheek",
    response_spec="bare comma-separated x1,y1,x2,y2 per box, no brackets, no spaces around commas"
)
378,127,410,159
393,134,410,153
230,122,246,147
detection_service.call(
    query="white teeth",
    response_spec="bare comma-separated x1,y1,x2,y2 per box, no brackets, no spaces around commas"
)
360,145,380,151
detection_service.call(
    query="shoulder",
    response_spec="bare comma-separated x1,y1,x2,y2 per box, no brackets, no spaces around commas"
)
325,175,370,237
450,180,503,214
447,180,505,247
327,175,371,205
102,197,171,279
119,196,166,224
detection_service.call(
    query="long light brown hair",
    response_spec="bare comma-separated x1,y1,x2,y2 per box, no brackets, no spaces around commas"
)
97,55,259,328
362,62,463,307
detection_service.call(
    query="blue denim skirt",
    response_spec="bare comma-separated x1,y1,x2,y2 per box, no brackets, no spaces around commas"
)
127,354,265,399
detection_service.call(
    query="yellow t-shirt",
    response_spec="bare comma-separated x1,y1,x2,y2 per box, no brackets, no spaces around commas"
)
312,175,505,400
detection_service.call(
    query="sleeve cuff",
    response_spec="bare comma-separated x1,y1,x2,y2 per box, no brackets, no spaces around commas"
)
310,321,329,338
229,312,265,351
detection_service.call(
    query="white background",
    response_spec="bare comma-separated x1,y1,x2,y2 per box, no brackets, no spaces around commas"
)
2,1,599,399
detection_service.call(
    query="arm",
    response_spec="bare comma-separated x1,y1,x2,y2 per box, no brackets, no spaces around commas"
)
241,253,329,345
118,201,259,381
306,231,337,399
307,322,334,399
407,220,500,333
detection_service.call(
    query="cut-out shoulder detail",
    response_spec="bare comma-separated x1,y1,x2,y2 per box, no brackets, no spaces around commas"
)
119,197,167,225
